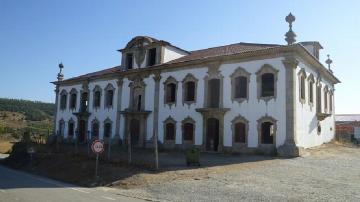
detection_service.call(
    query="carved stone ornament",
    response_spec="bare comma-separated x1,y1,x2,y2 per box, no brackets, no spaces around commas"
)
135,39,146,67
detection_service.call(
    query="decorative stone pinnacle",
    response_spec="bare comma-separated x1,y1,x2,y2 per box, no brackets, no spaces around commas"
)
285,13,297,45
57,62,64,81
325,54,333,73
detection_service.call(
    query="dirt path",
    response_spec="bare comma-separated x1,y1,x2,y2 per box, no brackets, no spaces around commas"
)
112,144,360,202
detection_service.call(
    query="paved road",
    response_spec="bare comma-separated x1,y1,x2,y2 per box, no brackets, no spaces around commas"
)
0,165,150,202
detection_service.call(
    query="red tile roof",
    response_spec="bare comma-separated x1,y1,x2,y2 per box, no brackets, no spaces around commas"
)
57,42,282,83
166,42,282,64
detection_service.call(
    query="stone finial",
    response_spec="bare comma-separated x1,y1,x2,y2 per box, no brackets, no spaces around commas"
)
285,13,297,45
57,62,64,81
325,54,333,73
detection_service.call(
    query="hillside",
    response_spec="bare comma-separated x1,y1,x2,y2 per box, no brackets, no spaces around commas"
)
0,98,54,152
0,98,54,121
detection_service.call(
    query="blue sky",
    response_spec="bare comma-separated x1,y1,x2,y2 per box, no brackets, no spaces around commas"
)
0,0,359,114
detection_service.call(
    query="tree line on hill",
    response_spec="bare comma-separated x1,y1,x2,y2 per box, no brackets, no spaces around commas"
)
0,98,55,121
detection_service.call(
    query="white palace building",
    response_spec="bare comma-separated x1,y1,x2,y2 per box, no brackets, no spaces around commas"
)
52,14,340,157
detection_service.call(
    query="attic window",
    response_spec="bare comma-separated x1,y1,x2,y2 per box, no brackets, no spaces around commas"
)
126,53,133,69
148,48,157,66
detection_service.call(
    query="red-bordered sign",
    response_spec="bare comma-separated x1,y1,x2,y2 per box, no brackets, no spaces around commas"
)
91,140,104,154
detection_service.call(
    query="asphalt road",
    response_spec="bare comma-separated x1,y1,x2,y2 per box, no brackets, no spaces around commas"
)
0,164,149,202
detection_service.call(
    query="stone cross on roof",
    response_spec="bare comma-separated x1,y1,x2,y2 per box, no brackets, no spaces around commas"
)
325,54,333,73
285,13,297,45
57,62,64,81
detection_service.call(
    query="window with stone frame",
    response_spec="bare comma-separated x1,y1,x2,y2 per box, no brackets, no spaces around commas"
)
163,76,178,106
68,119,75,137
182,73,198,105
232,115,249,145
104,84,115,108
91,119,100,138
129,78,146,111
69,89,77,110
234,122,246,143
298,68,307,103
183,123,194,141
231,67,250,103
261,122,274,144
307,74,315,106
58,119,65,136
261,74,274,97
60,90,68,110
163,116,176,142
147,48,157,66
256,64,278,101
93,86,102,109
165,123,175,141
126,53,133,69
208,78,220,108
257,116,277,145
316,85,322,113
329,91,333,113
324,86,329,112
80,91,89,111
182,117,195,142
103,120,112,138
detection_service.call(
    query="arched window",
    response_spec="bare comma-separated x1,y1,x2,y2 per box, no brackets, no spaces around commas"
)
69,88,77,110
182,73,198,105
105,84,115,108
164,76,178,106
257,116,277,145
256,64,278,101
60,90,67,110
92,120,99,138
93,85,102,109
231,67,250,103
104,122,112,138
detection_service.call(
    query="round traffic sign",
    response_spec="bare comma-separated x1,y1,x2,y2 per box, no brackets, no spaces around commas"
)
91,140,104,154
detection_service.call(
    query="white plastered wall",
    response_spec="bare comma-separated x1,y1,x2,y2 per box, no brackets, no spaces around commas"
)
295,61,335,148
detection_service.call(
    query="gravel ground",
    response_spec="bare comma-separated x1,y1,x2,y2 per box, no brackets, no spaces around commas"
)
114,144,360,202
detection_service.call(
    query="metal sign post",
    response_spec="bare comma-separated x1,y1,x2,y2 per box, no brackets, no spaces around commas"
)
95,153,99,178
91,140,104,179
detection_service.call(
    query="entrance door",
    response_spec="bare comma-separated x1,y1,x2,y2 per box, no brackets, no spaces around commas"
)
206,118,220,151
79,120,86,143
130,119,140,146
